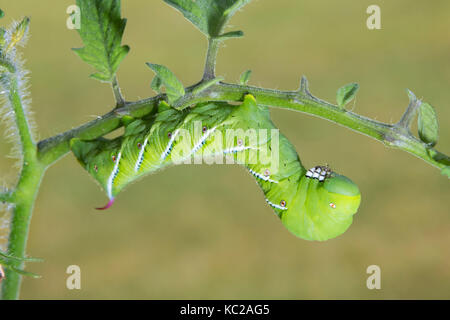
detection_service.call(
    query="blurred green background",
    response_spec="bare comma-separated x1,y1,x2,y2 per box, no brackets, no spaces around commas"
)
1,0,449,299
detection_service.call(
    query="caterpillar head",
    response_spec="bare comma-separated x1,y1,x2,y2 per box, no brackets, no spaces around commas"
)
281,166,361,241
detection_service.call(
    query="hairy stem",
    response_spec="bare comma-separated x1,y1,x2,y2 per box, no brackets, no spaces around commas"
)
8,77,35,159
1,76,44,300
1,163,44,300
111,76,125,107
36,81,449,170
203,38,220,80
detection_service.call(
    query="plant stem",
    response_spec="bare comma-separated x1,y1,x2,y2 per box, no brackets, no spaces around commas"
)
1,76,44,300
179,82,448,169
111,76,125,107
36,81,450,170
203,38,221,80
8,77,35,160
1,163,44,300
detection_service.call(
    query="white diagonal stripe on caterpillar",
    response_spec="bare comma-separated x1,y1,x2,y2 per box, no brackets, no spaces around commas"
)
265,198,288,211
107,151,122,199
160,128,181,161
188,126,218,157
134,137,150,172
248,168,279,183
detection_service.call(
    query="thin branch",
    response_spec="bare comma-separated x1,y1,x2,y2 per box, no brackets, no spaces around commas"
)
203,38,221,80
8,77,36,159
36,81,450,171
111,76,125,107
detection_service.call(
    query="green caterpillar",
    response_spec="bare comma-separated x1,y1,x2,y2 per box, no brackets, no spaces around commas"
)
71,95,361,241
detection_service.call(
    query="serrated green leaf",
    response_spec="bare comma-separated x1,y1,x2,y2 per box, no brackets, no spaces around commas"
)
164,0,251,38
151,76,163,94
146,63,185,104
336,83,359,108
239,69,252,85
442,166,450,179
418,102,439,146
72,0,129,83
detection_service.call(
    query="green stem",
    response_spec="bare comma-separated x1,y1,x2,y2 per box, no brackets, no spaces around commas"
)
1,163,44,300
203,38,221,80
111,76,125,107
1,76,44,300
8,77,35,159
36,81,449,170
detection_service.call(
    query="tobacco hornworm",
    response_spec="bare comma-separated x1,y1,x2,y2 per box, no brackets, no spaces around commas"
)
71,95,361,241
